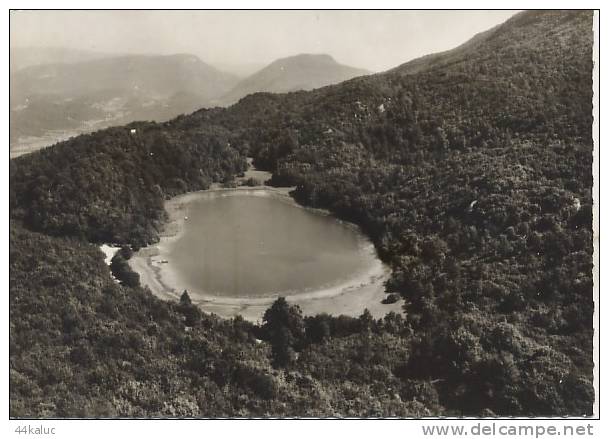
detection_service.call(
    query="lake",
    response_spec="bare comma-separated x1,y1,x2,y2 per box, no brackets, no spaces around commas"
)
167,190,377,298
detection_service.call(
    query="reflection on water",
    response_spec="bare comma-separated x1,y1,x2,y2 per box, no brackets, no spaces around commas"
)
168,190,378,298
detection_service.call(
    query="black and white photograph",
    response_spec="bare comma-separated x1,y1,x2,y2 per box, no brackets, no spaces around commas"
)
5,2,602,436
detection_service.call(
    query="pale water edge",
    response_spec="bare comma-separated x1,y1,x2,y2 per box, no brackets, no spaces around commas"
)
130,187,402,322
128,159,402,322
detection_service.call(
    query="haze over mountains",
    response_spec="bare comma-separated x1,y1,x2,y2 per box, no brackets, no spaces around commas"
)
219,54,370,105
9,46,111,72
10,11,594,417
9,53,239,156
10,51,370,157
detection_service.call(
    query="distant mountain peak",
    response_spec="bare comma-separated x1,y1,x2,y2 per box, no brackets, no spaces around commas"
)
220,53,370,106
10,51,241,150
273,53,336,63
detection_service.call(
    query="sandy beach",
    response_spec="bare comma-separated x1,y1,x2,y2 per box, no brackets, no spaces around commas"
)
129,166,403,322
99,243,121,265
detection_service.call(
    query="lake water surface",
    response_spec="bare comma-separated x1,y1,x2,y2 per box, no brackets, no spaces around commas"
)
167,190,377,298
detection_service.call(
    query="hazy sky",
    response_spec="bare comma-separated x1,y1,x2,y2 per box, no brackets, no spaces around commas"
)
10,10,518,73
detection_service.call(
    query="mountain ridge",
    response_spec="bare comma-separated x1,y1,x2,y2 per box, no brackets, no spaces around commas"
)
9,53,240,153
219,53,371,105
9,10,595,417
9,46,112,72
11,53,239,101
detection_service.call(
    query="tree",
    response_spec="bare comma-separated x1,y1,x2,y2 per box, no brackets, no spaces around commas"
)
262,297,305,341
110,253,140,287
382,311,406,335
180,290,192,306
176,290,200,326
262,298,305,367
121,270,140,288
305,313,331,343
118,245,133,260
359,309,375,332
109,253,128,279
421,236,449,262
271,327,297,368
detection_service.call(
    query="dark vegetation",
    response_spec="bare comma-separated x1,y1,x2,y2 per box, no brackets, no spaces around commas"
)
110,246,140,288
10,121,246,246
10,11,595,417
241,177,261,187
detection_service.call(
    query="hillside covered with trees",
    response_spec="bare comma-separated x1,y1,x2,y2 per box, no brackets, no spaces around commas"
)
9,10,595,417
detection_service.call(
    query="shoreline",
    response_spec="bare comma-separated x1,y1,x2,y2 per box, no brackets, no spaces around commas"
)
130,183,403,322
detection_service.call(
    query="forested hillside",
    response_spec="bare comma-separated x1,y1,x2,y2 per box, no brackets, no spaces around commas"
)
9,10,595,417
10,120,246,246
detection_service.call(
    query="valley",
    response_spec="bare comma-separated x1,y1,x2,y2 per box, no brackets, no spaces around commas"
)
10,52,369,156
8,10,596,418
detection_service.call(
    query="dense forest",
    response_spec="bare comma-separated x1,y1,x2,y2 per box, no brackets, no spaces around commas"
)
9,10,595,417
